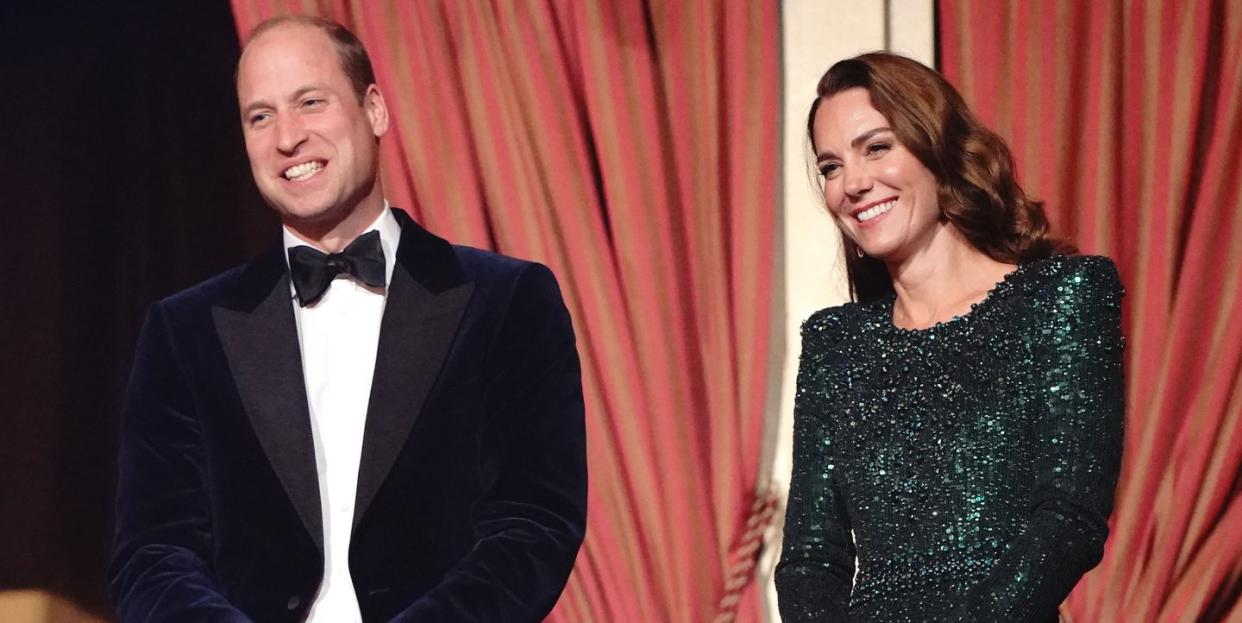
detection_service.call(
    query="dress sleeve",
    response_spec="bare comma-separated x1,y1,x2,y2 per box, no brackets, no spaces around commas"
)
956,257,1125,622
775,313,857,622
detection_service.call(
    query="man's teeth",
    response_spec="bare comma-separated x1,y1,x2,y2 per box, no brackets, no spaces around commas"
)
857,200,895,222
283,161,324,181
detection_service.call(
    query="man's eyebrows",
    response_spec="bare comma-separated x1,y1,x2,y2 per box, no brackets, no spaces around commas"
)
241,98,273,115
240,85,329,114
289,85,325,100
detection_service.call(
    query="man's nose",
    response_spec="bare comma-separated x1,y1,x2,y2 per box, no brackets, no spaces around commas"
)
275,115,308,154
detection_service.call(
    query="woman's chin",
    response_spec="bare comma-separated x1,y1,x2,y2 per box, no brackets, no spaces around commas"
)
855,240,897,260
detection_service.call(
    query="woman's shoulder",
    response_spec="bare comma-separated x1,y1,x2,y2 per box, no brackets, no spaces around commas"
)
1014,254,1124,299
1005,255,1125,331
800,300,877,351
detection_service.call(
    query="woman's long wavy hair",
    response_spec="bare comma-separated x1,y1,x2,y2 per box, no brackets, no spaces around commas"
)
808,52,1072,302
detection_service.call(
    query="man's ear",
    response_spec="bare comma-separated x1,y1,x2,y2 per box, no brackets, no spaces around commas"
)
365,84,389,138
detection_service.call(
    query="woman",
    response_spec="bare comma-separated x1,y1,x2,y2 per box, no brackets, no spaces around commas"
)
775,53,1124,622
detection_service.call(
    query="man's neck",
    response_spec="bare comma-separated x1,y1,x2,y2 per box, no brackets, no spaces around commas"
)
284,196,387,253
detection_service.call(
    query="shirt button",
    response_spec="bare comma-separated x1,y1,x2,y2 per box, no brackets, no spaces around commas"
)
286,595,301,610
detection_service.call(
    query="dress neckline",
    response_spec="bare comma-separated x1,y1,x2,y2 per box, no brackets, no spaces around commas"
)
877,261,1030,337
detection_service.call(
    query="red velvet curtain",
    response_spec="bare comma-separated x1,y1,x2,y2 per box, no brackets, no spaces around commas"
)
230,2,780,621
941,1,1242,620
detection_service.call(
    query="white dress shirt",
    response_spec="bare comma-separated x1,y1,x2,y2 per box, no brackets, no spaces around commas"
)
283,205,400,623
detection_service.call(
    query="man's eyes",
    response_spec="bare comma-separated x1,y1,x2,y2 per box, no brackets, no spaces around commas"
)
247,98,326,126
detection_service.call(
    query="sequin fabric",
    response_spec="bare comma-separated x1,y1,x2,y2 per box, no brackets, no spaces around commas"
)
775,256,1125,622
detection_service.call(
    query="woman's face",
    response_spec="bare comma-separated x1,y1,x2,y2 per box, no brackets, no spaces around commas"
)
812,87,942,262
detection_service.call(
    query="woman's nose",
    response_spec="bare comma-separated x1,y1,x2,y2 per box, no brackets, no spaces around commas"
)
843,165,873,198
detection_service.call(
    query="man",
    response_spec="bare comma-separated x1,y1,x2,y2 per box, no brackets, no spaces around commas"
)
109,16,587,622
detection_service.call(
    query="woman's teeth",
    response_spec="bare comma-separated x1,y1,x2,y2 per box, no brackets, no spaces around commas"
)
857,200,895,222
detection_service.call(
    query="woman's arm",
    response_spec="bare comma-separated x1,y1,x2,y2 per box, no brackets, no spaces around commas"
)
775,312,857,622
956,257,1125,622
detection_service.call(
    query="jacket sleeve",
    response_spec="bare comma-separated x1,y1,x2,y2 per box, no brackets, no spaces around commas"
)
391,263,587,623
109,302,251,622
955,258,1126,622
775,313,856,622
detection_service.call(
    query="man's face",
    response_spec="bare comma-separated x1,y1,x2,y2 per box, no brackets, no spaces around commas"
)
236,25,388,229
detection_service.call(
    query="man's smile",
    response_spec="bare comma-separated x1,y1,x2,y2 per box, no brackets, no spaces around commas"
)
282,160,326,181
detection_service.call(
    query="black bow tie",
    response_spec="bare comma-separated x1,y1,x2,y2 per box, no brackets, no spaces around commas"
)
287,230,386,306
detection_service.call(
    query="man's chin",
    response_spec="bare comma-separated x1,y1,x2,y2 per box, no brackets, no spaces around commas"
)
269,199,338,225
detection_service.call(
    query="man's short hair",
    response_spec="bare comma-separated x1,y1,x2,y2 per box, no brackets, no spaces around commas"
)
239,15,377,103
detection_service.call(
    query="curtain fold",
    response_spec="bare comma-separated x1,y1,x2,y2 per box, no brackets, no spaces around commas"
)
230,2,780,621
940,1,1242,620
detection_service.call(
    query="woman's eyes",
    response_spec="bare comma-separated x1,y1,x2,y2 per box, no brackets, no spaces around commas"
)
866,142,891,155
818,141,893,177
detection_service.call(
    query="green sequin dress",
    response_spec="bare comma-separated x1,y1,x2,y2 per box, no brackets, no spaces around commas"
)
775,255,1124,622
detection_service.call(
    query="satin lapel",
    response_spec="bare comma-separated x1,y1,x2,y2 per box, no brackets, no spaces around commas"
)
354,210,474,530
212,247,323,552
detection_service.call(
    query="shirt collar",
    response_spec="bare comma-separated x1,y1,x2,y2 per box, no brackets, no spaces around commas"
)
282,199,401,291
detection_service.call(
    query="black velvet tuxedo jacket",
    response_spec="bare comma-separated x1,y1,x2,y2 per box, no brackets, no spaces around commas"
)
109,209,587,622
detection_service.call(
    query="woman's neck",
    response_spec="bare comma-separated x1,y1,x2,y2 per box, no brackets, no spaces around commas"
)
885,225,1017,329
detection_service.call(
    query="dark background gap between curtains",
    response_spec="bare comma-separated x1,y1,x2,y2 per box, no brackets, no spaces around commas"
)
0,1,272,618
